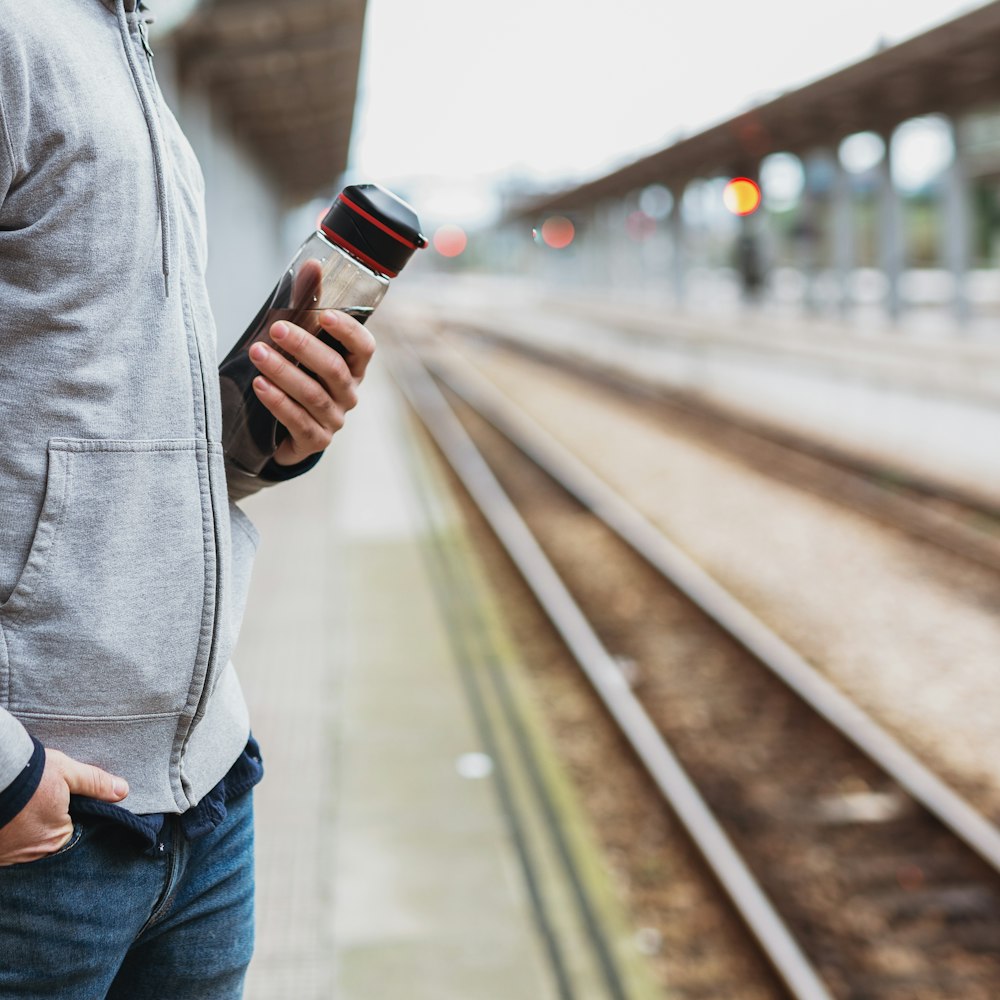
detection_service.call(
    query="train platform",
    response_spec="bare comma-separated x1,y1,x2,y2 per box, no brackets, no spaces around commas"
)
231,357,659,999
394,274,1000,503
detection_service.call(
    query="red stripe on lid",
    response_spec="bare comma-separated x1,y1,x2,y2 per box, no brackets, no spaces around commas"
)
338,194,419,249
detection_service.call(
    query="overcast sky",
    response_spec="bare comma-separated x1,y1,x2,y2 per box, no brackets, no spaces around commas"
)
348,0,987,227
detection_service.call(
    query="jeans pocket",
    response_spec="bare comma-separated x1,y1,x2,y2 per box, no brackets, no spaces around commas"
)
15,822,85,868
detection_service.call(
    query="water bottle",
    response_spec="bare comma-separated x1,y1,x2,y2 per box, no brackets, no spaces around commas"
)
220,183,426,477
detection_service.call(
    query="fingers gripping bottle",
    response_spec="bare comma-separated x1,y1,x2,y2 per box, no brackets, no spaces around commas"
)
219,183,427,477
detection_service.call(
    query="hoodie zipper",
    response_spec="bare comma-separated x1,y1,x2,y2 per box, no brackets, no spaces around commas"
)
138,16,154,61
116,1,226,806
114,0,171,293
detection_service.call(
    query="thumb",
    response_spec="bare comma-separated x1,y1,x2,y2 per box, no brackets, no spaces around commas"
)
60,756,129,802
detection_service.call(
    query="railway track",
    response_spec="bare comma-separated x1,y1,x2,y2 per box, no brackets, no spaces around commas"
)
389,335,1000,1000
427,315,1000,577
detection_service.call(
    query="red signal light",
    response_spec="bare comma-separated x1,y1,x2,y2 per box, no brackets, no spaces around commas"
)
433,224,467,258
540,216,575,249
723,177,761,216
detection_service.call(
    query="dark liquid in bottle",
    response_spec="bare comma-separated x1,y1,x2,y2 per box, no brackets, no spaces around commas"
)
219,263,371,476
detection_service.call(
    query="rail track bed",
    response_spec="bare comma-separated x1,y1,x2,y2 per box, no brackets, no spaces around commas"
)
390,338,1000,999
437,318,1000,576
404,324,1000,813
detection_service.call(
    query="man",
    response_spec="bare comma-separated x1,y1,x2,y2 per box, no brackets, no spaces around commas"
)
0,1,373,996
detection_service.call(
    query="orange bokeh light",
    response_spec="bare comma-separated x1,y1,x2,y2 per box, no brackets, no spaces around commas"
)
433,224,467,258
541,216,575,249
723,177,762,216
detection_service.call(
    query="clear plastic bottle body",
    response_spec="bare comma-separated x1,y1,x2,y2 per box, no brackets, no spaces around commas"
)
219,232,390,476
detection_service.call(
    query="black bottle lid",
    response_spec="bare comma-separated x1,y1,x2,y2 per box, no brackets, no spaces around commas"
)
320,184,427,277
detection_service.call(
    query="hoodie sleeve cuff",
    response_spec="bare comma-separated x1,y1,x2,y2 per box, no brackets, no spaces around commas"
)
225,451,325,503
258,451,324,483
0,737,45,830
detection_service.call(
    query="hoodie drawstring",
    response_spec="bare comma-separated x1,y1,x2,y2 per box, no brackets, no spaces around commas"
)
115,0,172,295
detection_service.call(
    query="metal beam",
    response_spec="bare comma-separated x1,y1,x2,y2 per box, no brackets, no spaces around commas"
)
213,79,359,117
183,35,362,86
236,114,354,143
177,0,364,46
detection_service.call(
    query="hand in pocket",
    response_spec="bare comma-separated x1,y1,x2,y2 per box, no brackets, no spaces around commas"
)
0,748,128,866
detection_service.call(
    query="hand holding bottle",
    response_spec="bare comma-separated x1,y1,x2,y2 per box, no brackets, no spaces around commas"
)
219,184,425,477
248,300,375,467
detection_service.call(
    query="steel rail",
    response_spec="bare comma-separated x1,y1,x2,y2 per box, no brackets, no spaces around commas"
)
420,343,1000,881
390,342,836,1000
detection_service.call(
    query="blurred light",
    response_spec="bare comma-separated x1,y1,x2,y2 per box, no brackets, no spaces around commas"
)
760,152,804,210
638,184,673,220
839,131,885,174
626,210,656,241
723,177,761,216
892,116,954,192
432,224,467,257
540,216,575,249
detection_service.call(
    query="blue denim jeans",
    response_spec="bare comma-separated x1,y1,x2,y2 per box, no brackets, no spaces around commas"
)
0,789,255,999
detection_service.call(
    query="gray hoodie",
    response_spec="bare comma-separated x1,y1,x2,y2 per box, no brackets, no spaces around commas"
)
0,0,269,813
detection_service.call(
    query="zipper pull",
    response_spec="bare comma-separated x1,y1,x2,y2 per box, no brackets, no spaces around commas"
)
138,17,154,61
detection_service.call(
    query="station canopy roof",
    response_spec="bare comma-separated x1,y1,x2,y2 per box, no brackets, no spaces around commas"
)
512,0,1000,218
174,0,366,204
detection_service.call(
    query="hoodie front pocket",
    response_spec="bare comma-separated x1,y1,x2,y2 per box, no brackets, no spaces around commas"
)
1,439,210,719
